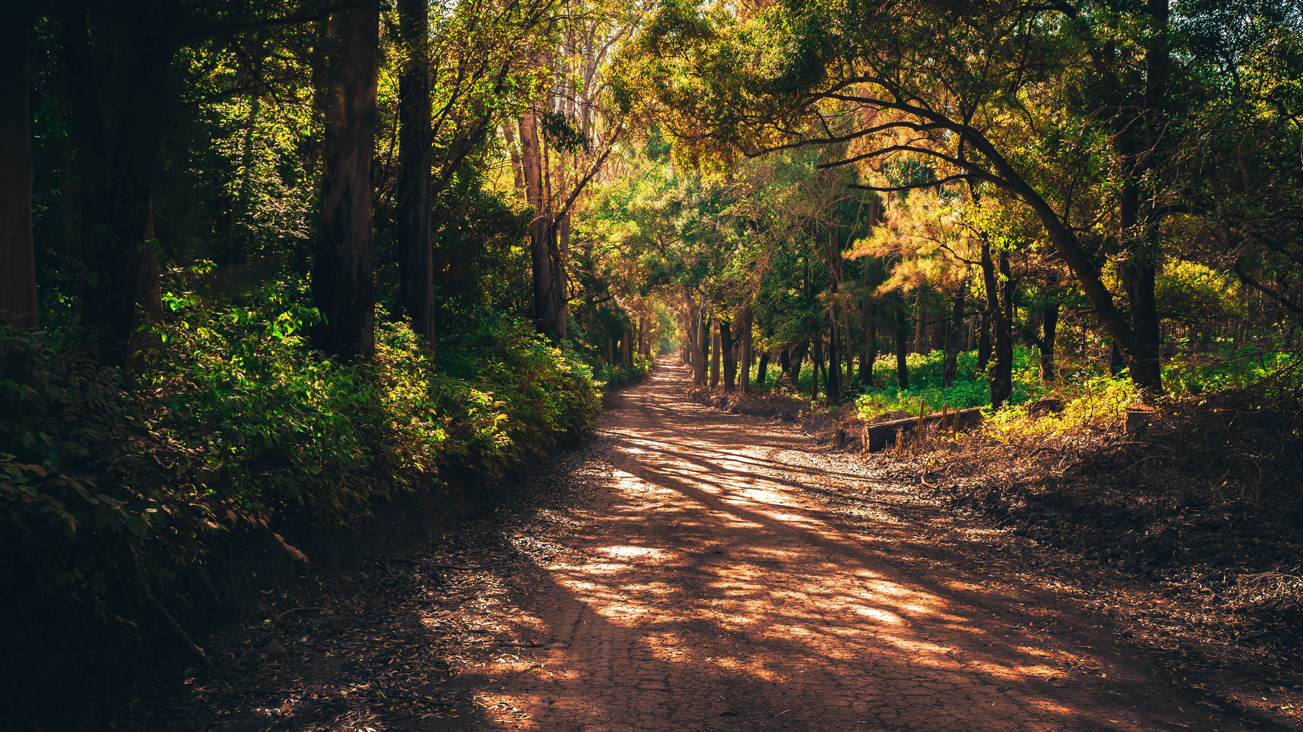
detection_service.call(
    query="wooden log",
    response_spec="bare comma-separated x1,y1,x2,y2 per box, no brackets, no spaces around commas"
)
860,407,985,452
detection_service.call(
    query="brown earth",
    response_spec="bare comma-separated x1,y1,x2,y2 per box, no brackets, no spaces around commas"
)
122,356,1299,732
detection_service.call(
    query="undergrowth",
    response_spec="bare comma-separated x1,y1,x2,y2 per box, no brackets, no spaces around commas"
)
0,287,603,617
874,356,1303,654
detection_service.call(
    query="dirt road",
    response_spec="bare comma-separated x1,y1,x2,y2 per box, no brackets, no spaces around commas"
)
430,359,1263,732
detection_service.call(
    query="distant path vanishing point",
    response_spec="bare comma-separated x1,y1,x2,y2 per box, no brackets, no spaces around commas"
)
437,356,1258,732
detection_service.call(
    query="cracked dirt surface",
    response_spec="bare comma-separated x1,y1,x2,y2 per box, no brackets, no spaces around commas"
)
421,358,1279,732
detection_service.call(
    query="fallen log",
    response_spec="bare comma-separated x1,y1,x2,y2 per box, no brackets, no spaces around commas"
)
858,407,985,452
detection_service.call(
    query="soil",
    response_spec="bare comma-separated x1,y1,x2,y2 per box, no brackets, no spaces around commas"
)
117,357,1302,731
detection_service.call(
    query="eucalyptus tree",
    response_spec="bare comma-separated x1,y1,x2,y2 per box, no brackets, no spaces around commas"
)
503,0,640,342
615,0,1303,396
393,0,557,353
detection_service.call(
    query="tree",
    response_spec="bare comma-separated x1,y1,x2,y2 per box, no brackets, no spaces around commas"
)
60,0,180,364
313,1,379,362
617,0,1286,395
1,3,37,330
395,0,436,348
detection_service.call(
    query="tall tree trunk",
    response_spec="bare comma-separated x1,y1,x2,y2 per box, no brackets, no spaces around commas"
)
710,324,721,388
720,318,736,391
696,312,708,385
1,4,37,330
811,337,823,400
556,211,571,341
502,124,525,198
396,0,436,349
860,301,877,386
941,285,966,388
757,350,769,386
520,110,562,341
977,309,991,372
1040,302,1059,381
135,198,163,320
314,2,379,362
791,343,807,386
894,297,910,390
827,312,841,400
740,307,752,393
61,0,176,364
981,241,1013,409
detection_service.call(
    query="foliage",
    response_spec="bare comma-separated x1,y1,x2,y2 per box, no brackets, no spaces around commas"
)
853,349,1049,419
0,291,602,612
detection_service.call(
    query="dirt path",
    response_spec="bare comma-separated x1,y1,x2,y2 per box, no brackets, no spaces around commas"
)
422,359,1266,732
131,357,1291,732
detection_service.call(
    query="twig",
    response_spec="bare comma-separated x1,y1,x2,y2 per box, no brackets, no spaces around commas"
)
276,606,325,620
149,596,219,676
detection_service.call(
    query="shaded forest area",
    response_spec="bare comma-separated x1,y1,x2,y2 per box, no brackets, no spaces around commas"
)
1,0,660,727
2,0,1303,728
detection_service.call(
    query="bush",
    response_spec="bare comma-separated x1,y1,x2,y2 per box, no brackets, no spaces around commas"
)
0,290,603,614
0,326,186,610
854,347,1048,419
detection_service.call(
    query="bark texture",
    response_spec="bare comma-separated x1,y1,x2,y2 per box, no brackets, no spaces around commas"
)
314,2,379,362
396,0,436,348
520,110,565,341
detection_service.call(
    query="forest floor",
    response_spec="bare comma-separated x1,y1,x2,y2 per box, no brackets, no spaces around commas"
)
123,357,1302,732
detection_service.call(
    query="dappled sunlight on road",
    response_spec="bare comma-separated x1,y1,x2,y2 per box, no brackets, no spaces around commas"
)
439,359,1235,731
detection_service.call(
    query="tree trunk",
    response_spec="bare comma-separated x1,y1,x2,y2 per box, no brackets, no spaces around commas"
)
1039,302,1059,381
520,110,562,341
941,286,966,388
720,318,736,391
710,325,721,388
977,309,991,372
827,311,841,400
502,124,525,197
696,312,708,385
811,337,823,400
61,0,176,364
1,5,37,330
1101,0,1166,395
860,301,877,387
757,351,769,386
981,241,1013,409
135,198,163,320
740,306,752,393
396,0,436,349
791,342,807,386
779,347,790,382
894,297,910,390
314,1,379,362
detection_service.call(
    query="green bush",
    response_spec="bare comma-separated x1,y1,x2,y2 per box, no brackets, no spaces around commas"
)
1,290,602,613
854,348,1048,418
0,326,185,609
594,353,655,388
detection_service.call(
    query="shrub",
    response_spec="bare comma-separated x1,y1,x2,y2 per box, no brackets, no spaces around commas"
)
1,290,603,614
